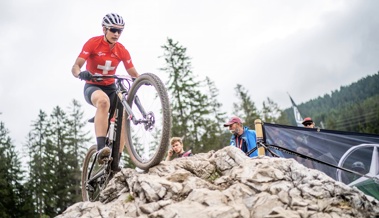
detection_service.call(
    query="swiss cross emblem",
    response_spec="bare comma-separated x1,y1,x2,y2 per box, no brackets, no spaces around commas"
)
97,60,115,74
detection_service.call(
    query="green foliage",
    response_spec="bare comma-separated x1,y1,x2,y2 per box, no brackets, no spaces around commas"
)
232,84,259,127
65,100,91,202
24,99,91,217
125,194,135,203
160,38,226,153
261,97,282,124
159,39,283,154
0,38,375,217
199,77,228,151
280,72,379,134
207,170,221,183
232,84,283,127
0,121,35,217
25,110,50,216
0,122,17,218
122,151,136,169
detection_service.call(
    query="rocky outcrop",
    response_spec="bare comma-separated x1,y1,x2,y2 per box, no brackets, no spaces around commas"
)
57,146,379,218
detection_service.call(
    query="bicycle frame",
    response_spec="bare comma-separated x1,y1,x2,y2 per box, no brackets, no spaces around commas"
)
85,75,150,187
114,77,153,128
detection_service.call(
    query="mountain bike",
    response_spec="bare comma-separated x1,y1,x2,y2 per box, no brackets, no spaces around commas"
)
81,73,171,201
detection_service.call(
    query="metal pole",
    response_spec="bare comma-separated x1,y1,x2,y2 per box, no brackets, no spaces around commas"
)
254,119,265,156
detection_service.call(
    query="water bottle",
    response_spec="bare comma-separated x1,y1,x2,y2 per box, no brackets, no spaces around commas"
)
108,118,115,141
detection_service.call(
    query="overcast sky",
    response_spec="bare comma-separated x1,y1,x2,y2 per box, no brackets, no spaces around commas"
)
1,0,379,149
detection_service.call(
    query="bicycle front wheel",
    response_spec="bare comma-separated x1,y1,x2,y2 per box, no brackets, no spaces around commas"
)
125,73,171,170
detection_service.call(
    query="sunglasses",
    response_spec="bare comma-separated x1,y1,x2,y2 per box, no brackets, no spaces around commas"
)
107,27,123,34
304,122,313,126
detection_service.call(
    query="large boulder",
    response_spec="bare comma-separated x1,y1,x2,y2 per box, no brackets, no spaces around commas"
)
57,146,379,218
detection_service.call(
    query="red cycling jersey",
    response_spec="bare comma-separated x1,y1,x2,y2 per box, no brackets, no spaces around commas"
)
78,35,134,86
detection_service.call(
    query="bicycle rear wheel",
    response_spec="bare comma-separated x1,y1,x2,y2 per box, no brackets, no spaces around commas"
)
81,144,108,201
125,73,171,170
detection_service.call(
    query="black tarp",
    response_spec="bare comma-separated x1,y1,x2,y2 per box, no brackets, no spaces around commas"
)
262,123,379,199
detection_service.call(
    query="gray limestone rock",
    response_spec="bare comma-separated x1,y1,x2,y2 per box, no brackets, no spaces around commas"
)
57,146,379,218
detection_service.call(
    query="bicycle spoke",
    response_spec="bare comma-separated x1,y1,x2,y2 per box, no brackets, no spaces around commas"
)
131,86,162,160
125,73,171,169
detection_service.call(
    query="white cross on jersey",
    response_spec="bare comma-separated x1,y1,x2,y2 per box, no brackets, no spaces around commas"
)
97,60,115,74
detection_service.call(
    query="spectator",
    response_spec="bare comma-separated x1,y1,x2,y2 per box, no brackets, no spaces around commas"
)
302,117,315,128
223,116,258,157
296,117,317,168
165,137,192,161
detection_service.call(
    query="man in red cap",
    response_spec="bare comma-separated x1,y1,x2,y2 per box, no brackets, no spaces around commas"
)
224,116,258,157
302,117,315,128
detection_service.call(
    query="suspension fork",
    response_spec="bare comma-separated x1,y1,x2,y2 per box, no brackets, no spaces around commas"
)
117,91,148,125
134,95,147,117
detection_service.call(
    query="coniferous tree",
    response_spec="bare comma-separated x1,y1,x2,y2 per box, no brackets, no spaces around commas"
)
49,102,91,214
200,77,228,150
2,124,34,218
275,111,291,125
0,121,17,218
25,110,52,217
279,72,379,131
66,99,91,202
160,38,203,142
261,97,282,123
232,84,259,127
160,38,225,153
49,106,72,215
25,101,92,216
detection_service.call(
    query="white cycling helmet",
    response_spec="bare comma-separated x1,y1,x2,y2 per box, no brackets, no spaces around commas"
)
102,13,125,27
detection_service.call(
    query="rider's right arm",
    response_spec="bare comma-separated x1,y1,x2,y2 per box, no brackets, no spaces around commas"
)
72,57,86,78
126,67,140,78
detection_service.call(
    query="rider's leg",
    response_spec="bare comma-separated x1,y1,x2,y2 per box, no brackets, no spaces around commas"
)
91,90,111,164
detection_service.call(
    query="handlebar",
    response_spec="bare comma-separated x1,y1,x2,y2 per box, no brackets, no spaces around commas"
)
91,74,134,82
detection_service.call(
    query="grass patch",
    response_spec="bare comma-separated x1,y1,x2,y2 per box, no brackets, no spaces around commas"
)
125,194,135,203
208,170,221,182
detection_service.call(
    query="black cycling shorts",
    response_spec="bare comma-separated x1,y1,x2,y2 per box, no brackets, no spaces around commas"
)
84,83,117,110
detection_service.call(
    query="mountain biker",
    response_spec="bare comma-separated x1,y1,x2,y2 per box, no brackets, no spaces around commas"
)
71,13,140,164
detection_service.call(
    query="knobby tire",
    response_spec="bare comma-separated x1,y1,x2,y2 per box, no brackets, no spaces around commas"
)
81,144,110,202
82,145,97,201
125,73,171,170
